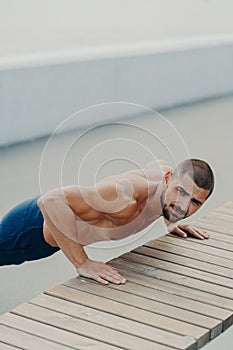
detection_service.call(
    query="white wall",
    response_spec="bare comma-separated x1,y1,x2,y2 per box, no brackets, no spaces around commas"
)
1,0,233,57
1,41,233,146
1,0,233,146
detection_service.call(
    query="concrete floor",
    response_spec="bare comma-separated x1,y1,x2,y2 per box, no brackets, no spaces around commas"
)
0,95,233,347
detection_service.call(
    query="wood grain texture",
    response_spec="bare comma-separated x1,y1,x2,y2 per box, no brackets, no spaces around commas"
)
133,245,233,278
62,278,221,340
0,312,120,350
0,324,72,350
11,301,184,350
44,284,198,349
144,239,233,269
0,343,21,350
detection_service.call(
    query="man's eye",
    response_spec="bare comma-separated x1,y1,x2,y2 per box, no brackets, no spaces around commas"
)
177,188,184,194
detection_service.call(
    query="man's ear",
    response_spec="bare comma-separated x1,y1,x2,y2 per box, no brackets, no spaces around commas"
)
163,170,172,186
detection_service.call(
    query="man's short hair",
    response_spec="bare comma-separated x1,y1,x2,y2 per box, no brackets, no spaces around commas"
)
172,159,214,199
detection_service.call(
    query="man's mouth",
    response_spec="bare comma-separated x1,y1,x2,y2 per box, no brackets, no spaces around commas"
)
170,205,185,217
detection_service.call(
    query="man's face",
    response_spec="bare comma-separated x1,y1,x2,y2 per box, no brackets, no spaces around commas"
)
161,172,210,223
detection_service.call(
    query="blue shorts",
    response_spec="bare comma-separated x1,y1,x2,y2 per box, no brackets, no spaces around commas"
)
0,196,60,266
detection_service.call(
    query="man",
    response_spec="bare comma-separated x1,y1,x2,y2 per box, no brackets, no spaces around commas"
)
0,158,214,285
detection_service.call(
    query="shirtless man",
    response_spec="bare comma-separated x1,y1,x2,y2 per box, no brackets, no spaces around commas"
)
0,158,214,285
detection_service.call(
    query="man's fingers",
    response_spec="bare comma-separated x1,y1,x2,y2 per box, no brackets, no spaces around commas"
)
103,268,127,284
181,225,209,240
95,271,126,285
192,227,210,239
172,226,187,238
94,265,127,284
77,260,127,285
171,224,210,240
105,265,127,282
99,273,122,284
96,276,109,285
186,227,205,239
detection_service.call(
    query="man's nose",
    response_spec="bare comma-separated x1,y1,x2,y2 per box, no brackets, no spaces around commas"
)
178,197,190,212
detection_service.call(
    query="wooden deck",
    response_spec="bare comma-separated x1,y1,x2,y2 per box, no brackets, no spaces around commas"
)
0,202,233,350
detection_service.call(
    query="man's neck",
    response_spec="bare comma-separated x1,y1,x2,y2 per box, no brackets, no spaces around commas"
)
147,181,164,217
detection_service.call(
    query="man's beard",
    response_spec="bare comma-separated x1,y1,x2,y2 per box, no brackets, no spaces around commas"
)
160,190,187,223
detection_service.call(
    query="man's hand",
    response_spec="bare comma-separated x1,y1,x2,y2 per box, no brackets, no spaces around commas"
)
170,224,209,240
76,259,127,285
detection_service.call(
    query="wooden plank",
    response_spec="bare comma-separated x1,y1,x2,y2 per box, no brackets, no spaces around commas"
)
162,233,233,258
0,312,120,350
156,236,233,263
172,227,233,256
189,219,233,236
107,261,233,311
205,211,233,223
12,301,191,350
63,277,222,338
108,281,233,331
44,284,199,349
122,251,233,289
0,324,72,350
223,202,233,210
0,343,21,350
202,212,233,224
194,218,233,238
30,293,195,349
10,304,187,350
110,257,233,300
195,217,233,233
215,207,233,217
144,239,233,270
194,204,233,236
64,277,232,331
133,245,233,279
178,234,233,254
189,226,233,245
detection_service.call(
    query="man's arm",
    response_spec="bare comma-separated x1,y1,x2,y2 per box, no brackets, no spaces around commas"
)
37,185,127,285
